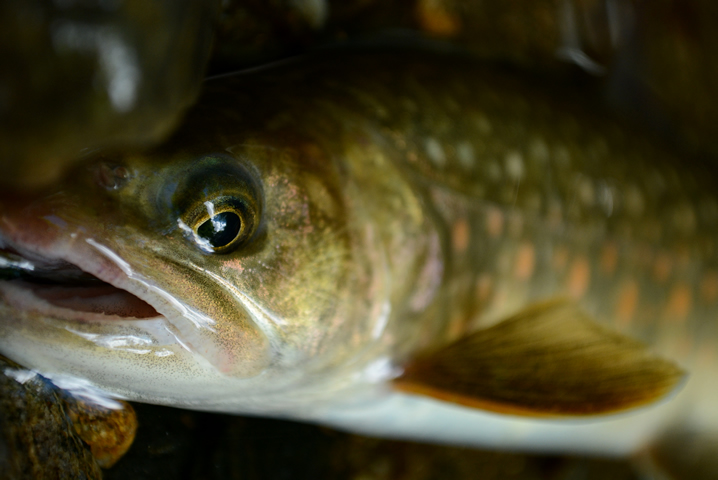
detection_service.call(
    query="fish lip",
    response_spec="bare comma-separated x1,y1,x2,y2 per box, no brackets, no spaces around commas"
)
0,226,166,324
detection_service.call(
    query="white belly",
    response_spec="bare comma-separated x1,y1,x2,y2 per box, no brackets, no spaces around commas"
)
311,387,688,455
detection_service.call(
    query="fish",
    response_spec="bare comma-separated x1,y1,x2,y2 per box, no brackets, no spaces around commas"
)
0,50,714,476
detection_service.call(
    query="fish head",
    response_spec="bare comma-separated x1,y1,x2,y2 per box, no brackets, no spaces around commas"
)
0,135,366,407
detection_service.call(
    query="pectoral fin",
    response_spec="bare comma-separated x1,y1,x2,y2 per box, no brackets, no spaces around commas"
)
394,299,684,416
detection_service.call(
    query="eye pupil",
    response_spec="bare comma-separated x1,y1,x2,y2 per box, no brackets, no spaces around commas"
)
197,212,242,248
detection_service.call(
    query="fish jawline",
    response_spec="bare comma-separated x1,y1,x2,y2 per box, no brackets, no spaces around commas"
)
0,242,162,323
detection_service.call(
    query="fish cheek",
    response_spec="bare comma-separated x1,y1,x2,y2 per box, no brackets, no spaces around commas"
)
208,311,272,378
173,270,273,379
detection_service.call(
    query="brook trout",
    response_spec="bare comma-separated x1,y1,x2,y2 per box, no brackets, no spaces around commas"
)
0,52,714,472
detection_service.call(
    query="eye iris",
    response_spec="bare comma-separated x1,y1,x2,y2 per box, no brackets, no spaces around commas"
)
196,212,242,248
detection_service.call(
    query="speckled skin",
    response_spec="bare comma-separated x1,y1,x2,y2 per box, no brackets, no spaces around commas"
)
0,51,716,454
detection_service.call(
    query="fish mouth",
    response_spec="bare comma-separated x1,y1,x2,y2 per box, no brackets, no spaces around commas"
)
0,222,271,381
0,243,161,321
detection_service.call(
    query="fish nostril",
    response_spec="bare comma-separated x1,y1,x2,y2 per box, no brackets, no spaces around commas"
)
94,162,131,191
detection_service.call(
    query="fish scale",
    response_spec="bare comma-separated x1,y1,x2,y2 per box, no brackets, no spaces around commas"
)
299,53,718,350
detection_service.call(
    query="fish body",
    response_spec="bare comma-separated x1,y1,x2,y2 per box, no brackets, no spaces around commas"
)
0,52,715,458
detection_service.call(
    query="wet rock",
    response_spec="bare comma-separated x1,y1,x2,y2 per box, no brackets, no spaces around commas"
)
65,397,137,468
0,356,101,480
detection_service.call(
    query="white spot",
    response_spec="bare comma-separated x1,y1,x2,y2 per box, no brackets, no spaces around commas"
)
504,151,524,180
425,137,446,167
456,141,475,168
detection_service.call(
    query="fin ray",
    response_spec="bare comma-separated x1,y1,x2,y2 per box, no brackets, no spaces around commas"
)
395,299,685,416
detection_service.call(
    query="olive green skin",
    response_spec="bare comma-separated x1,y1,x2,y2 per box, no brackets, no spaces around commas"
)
0,52,716,433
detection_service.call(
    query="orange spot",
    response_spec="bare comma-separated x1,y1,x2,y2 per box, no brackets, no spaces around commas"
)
600,242,618,276
416,0,461,36
486,208,504,238
552,246,569,272
452,218,469,253
665,284,692,322
513,242,536,281
653,251,673,284
700,270,718,303
567,256,591,299
615,280,639,328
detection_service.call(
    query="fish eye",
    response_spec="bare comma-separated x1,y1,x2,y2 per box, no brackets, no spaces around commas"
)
183,197,258,254
170,154,263,254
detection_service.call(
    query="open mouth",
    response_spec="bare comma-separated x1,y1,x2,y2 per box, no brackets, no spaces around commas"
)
0,246,159,319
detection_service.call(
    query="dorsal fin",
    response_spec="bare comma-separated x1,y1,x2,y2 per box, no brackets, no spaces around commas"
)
395,299,684,416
